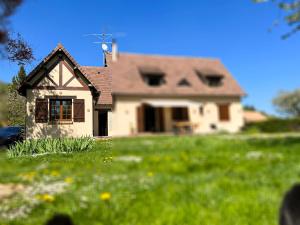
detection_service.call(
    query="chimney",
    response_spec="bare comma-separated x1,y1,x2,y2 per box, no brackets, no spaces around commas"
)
112,39,118,62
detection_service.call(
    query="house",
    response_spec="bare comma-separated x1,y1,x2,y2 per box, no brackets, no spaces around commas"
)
243,110,268,124
19,44,112,139
19,43,245,138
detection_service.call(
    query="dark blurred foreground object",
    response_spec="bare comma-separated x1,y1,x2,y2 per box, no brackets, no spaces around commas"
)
0,126,23,147
45,214,74,225
280,184,300,225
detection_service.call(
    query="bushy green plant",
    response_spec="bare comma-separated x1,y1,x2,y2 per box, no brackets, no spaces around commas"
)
7,137,95,158
244,118,300,133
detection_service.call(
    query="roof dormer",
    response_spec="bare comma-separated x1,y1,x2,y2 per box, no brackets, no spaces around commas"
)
139,66,166,87
195,69,224,87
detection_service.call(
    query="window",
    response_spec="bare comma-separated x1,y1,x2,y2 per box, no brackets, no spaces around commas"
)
172,107,189,121
206,75,223,87
199,106,204,115
139,66,165,87
218,104,230,121
50,99,72,122
195,70,224,87
143,74,164,86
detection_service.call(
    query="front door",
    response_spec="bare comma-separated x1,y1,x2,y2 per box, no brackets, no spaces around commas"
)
98,110,108,136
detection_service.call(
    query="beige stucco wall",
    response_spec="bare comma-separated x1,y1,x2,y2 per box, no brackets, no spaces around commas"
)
26,89,94,139
111,96,244,136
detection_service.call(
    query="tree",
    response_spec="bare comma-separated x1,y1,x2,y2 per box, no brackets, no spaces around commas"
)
243,104,256,111
273,89,300,117
7,65,26,125
254,0,300,39
0,81,8,127
0,0,34,64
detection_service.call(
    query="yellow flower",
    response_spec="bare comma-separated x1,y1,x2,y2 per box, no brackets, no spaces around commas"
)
43,194,55,202
64,177,73,184
147,172,154,177
99,192,111,201
50,170,60,177
36,194,55,203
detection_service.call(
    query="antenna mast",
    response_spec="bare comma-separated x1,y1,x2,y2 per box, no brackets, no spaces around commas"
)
84,32,113,66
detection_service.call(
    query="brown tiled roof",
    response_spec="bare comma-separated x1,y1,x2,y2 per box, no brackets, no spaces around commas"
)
81,66,112,106
21,44,245,106
110,53,245,97
243,111,268,123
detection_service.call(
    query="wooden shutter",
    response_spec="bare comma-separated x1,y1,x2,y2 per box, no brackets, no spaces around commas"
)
35,99,48,123
137,105,144,132
219,104,230,121
73,99,85,122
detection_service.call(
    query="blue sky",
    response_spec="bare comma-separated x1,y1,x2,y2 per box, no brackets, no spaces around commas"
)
0,0,299,115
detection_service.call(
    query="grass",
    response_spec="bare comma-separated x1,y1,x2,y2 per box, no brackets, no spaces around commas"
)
1,134,300,224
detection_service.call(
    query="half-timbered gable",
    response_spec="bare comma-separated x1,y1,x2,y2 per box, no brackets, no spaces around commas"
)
19,43,102,139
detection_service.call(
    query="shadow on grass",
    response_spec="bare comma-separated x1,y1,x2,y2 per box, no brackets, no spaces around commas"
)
45,214,74,225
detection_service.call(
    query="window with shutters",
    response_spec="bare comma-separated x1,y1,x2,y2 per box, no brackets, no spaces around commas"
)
218,104,230,121
50,99,72,122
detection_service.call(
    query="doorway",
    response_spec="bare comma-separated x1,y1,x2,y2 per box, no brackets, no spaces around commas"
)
98,110,108,136
139,105,165,133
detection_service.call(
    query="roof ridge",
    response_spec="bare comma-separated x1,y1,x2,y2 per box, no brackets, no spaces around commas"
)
81,65,104,68
119,52,220,61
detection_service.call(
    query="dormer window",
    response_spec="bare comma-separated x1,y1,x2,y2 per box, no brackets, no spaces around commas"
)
139,66,165,87
195,69,224,87
205,75,223,87
144,74,164,86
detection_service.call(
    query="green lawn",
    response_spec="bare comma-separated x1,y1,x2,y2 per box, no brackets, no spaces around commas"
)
1,135,300,225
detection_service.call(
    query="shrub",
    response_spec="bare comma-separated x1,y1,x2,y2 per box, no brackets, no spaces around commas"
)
243,118,300,133
7,137,95,158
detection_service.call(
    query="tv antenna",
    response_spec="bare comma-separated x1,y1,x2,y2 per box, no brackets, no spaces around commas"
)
84,33,113,66
84,33,113,51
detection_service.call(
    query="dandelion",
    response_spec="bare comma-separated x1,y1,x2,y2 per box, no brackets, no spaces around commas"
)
36,194,55,203
50,170,60,177
99,192,111,201
64,177,73,184
147,172,154,177
42,194,55,202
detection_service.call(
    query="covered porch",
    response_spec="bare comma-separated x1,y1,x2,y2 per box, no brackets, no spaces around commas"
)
137,99,201,134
